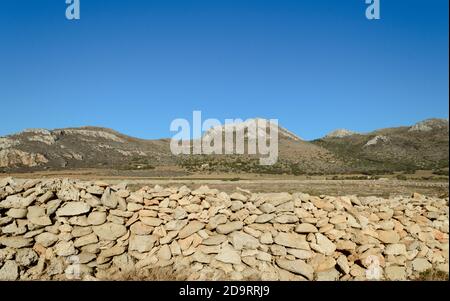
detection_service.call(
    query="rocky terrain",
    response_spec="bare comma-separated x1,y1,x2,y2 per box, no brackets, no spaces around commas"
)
0,118,448,175
314,118,449,173
0,177,448,281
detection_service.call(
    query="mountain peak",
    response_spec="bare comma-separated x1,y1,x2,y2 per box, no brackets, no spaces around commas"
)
324,129,358,139
409,118,449,132
203,118,302,141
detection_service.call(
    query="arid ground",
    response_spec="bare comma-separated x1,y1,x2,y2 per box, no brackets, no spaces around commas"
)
4,169,448,198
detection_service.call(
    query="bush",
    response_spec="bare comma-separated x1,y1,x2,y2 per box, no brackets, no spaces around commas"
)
396,174,407,180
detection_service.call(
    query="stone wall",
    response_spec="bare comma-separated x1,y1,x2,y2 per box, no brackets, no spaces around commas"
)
0,177,448,281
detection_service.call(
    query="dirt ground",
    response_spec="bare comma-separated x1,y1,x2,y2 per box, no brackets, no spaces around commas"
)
3,169,448,198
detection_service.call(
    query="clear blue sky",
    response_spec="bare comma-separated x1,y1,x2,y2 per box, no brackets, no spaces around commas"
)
0,0,448,140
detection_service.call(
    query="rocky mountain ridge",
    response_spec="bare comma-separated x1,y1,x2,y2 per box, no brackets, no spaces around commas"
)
0,118,448,174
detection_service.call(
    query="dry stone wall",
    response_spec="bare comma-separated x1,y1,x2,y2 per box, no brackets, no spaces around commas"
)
0,177,448,281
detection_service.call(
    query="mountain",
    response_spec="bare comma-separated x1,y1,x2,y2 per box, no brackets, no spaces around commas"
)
313,118,449,172
0,127,173,171
324,129,359,139
202,118,303,142
0,118,448,175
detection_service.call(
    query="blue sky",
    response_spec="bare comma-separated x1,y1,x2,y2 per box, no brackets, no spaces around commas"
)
0,0,448,140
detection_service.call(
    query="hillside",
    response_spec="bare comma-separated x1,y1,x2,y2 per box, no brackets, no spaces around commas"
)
313,118,449,173
0,118,448,175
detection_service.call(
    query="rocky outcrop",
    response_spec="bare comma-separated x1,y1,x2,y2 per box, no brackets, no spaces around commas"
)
0,150,48,168
325,129,358,139
409,118,449,132
0,178,448,281
364,135,390,147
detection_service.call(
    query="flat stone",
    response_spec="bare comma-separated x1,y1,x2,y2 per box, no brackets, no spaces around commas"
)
74,233,98,248
87,211,107,225
377,230,400,244
178,221,205,239
46,199,62,215
260,232,273,244
54,241,76,256
0,195,35,209
92,223,127,241
316,268,340,281
287,249,314,260
0,260,19,280
207,214,228,229
56,202,91,217
385,265,407,280
412,258,432,272
156,244,172,260
258,193,292,206
295,223,319,233
129,234,158,253
228,231,260,250
216,221,244,235
202,235,228,246
72,226,93,237
259,203,276,214
15,248,38,266
37,191,54,203
23,228,45,239
276,259,314,280
100,188,121,209
275,201,295,212
77,252,97,264
230,192,248,202
0,236,33,248
336,240,356,251
255,214,275,223
130,222,154,235
317,257,337,272
334,255,348,272
27,206,52,226
215,245,241,265
314,233,336,256
99,245,126,258
35,232,58,247
57,185,80,201
384,244,407,256
6,208,27,219
140,217,163,227
273,214,299,224
274,232,310,250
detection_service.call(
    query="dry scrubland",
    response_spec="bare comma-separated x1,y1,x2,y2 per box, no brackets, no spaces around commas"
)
0,177,448,281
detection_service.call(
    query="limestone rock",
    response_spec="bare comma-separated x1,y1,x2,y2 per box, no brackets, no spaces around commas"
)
87,212,107,225
215,245,241,265
92,223,127,241
56,202,91,217
276,259,314,280
377,230,400,244
274,232,310,250
35,232,58,247
295,223,318,233
0,236,33,248
412,258,432,272
385,265,407,280
228,231,260,250
0,260,19,280
129,234,157,253
216,221,244,234
178,221,205,239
